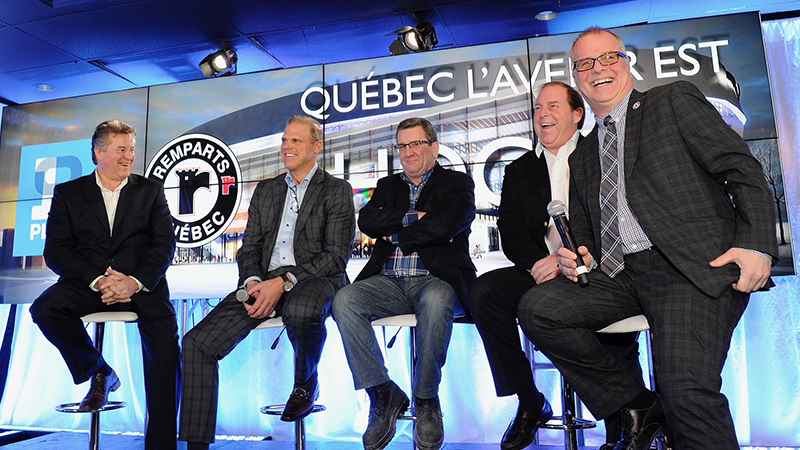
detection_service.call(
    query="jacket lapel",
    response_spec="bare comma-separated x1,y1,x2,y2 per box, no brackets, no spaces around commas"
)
82,173,111,237
624,90,645,184
112,176,138,235
531,152,551,204
294,169,325,235
580,128,603,244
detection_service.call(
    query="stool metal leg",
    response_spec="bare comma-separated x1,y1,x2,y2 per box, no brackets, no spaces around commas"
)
294,419,306,450
90,322,106,450
561,376,580,450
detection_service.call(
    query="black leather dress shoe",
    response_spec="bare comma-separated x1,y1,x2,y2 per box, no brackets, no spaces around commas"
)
607,396,667,450
500,398,553,450
78,369,120,412
281,383,319,422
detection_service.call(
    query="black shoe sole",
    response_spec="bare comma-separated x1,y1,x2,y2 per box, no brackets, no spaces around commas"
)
364,396,410,450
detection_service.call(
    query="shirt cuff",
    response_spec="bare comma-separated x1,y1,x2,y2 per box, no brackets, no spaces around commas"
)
129,276,146,293
89,275,104,291
242,276,262,289
740,248,773,264
402,211,420,227
285,272,298,284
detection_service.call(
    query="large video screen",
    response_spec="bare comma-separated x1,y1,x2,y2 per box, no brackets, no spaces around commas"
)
0,12,792,304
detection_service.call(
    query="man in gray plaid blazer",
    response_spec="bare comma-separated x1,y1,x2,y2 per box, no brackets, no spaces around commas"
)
519,28,778,450
179,115,355,450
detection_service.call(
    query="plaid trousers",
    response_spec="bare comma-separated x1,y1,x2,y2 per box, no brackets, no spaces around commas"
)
178,276,336,443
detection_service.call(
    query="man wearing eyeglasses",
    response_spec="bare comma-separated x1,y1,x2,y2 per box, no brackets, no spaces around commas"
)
333,117,476,450
179,115,355,450
518,27,777,450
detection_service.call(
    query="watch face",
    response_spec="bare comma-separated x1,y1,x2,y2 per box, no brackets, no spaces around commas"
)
282,274,294,291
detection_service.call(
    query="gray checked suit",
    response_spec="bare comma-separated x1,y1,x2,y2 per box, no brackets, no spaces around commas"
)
519,81,778,450
179,168,355,444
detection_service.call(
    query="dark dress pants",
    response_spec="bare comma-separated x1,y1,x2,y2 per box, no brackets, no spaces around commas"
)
518,248,748,450
468,266,642,442
30,282,180,450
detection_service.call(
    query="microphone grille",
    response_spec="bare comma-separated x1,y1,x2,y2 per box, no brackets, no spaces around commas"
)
235,288,249,303
547,200,567,217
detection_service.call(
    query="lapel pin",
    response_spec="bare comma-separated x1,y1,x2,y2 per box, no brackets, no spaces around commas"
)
632,101,641,110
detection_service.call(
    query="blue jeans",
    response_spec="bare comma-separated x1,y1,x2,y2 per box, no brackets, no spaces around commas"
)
332,275,463,399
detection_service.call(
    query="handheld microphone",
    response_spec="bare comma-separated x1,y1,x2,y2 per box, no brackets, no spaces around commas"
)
547,200,590,288
236,288,255,305
236,287,277,318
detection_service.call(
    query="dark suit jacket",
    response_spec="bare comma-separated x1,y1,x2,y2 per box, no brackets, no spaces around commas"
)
44,173,176,318
568,81,778,298
355,163,477,307
237,168,355,288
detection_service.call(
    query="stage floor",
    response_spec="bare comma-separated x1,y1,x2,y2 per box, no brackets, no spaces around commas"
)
2,431,591,450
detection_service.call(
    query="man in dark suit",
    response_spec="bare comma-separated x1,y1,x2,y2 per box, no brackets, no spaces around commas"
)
519,28,778,450
31,119,179,450
332,117,476,450
468,81,641,450
179,115,355,450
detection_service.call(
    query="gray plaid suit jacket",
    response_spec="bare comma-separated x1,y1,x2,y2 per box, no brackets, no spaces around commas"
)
237,168,355,287
568,81,778,298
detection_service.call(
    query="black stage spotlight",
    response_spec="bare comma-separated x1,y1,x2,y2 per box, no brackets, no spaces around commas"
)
199,49,238,77
389,20,438,55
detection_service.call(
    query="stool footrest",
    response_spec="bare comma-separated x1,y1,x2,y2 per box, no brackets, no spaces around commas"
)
260,404,326,415
56,401,126,413
540,416,596,430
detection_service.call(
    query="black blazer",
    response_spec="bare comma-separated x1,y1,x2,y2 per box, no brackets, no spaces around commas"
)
498,137,582,273
44,173,176,318
355,163,477,307
569,81,778,298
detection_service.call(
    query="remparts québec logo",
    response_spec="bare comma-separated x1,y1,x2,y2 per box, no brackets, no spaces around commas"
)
145,134,242,248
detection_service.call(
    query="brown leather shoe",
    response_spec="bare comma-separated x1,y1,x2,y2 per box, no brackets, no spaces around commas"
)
280,383,319,422
500,398,553,450
78,369,120,412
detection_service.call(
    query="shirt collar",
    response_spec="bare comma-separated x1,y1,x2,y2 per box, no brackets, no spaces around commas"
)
401,164,434,186
285,163,318,188
94,169,128,193
594,89,633,127
535,130,580,159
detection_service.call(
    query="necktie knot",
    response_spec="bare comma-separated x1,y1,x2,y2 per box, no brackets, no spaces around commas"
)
604,116,614,127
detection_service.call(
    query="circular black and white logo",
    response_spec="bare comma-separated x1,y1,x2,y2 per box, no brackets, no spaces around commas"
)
145,134,242,248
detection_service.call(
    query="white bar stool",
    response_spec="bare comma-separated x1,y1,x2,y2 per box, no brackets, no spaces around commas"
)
537,314,655,450
255,317,325,450
55,311,138,450
371,314,418,423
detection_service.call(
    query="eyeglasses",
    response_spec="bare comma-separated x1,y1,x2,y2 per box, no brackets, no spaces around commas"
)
289,185,299,213
572,51,628,72
393,140,433,152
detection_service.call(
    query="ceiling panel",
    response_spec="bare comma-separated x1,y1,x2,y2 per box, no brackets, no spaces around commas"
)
16,0,237,59
0,0,799,106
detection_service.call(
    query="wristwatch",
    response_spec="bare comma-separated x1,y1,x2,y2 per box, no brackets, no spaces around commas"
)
280,273,295,292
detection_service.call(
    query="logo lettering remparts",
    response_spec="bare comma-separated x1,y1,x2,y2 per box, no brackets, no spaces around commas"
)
145,134,242,248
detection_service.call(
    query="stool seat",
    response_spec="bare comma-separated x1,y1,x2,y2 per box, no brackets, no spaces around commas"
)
255,316,285,329
371,314,416,327
81,311,139,323
598,315,649,333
